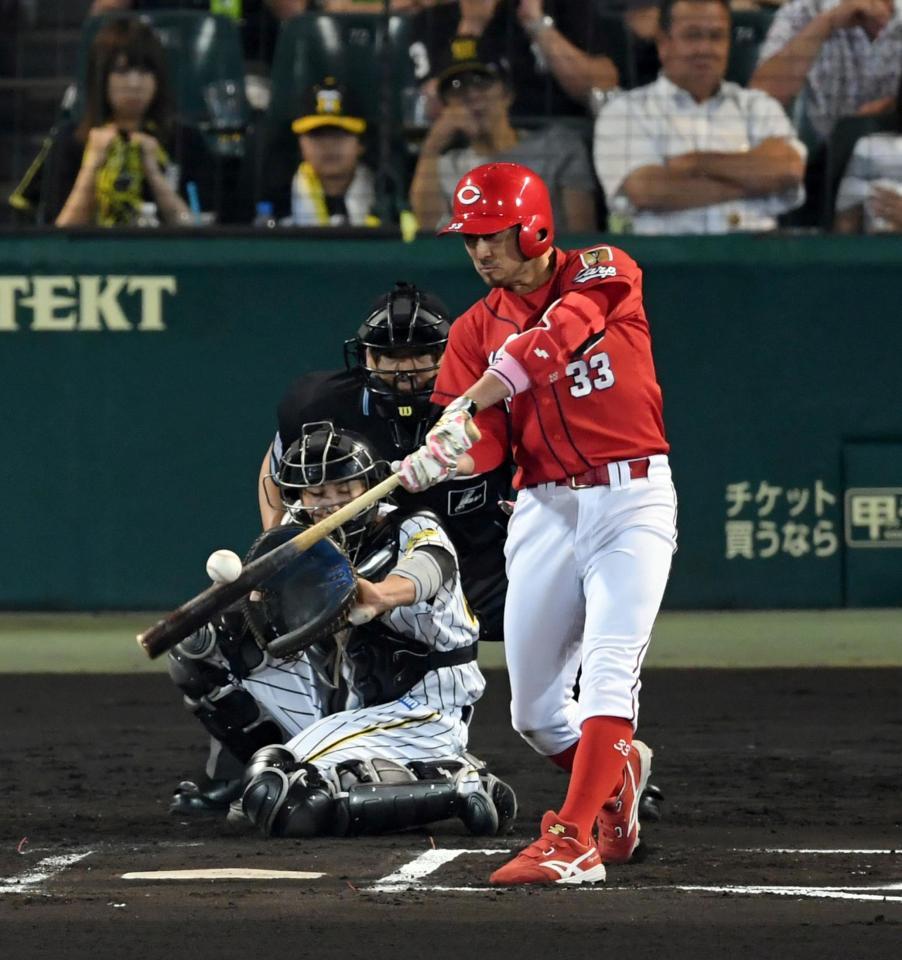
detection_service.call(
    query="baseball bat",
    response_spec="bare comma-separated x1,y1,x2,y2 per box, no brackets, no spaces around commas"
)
136,419,480,659
136,473,402,659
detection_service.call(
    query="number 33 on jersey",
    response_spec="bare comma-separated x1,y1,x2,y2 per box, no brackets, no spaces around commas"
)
433,243,670,489
566,352,615,397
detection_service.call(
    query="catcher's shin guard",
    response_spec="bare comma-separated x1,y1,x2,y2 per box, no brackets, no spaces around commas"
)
334,758,516,837
336,779,462,835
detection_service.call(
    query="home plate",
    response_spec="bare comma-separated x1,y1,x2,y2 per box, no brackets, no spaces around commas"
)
122,868,325,881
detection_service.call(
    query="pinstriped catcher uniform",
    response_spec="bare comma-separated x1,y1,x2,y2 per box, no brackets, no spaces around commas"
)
184,510,483,786
171,425,515,837
274,509,484,773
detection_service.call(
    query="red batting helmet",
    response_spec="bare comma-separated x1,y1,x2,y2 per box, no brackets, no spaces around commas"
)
439,162,555,259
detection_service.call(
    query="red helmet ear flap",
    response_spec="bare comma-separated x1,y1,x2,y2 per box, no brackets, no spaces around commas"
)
518,215,553,259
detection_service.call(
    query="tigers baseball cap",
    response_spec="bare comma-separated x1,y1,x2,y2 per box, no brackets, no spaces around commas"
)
438,60,510,100
291,77,367,136
433,36,510,100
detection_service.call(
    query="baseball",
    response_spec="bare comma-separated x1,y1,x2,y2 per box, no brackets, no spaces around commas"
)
205,549,243,584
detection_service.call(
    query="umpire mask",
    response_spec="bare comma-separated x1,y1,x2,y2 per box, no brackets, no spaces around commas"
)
344,282,452,453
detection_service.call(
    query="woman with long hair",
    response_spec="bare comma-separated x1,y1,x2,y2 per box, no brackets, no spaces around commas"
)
45,17,213,226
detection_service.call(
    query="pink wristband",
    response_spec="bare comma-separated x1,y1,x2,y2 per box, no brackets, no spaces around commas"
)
487,353,531,396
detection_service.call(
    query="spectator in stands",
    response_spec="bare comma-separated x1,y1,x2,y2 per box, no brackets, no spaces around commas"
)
88,2,311,72
594,0,806,234
40,17,214,226
282,77,381,226
750,0,902,143
408,1,620,119
410,57,598,230
834,72,902,231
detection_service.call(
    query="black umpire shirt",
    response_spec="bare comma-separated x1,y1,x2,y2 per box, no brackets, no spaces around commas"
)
272,368,511,642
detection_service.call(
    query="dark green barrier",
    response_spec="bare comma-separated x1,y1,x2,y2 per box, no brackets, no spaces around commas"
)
2,232,900,610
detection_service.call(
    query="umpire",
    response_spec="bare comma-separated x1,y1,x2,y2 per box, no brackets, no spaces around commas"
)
258,282,512,645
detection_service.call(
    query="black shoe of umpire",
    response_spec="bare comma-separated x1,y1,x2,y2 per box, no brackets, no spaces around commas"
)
170,778,243,816
638,783,664,822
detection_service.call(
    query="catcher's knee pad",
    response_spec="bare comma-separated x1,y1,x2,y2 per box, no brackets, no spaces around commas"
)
172,655,283,764
242,748,335,838
168,629,228,700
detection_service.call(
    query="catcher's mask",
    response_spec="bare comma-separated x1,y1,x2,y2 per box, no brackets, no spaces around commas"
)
276,422,389,564
343,282,452,450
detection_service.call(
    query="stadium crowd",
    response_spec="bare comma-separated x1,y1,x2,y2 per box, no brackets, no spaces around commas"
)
7,0,902,233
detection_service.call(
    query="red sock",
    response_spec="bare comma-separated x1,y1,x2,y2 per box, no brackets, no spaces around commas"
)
548,742,578,772
557,716,633,845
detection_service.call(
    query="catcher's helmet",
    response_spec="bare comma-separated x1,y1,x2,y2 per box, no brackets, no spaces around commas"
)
439,162,555,259
276,422,388,563
344,281,452,452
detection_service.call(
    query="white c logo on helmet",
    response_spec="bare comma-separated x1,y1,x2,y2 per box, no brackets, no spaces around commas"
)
457,184,482,206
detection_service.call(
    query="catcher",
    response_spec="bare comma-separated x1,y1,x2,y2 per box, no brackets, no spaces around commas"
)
169,422,516,838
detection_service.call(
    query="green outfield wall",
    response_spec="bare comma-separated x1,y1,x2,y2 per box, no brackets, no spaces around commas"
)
2,232,900,610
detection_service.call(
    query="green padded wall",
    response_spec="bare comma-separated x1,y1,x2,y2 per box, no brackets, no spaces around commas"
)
1,233,900,610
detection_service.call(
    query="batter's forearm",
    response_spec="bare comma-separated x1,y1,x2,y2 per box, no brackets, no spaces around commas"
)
466,371,515,411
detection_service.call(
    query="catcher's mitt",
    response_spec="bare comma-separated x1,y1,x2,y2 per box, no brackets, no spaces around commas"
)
241,525,357,658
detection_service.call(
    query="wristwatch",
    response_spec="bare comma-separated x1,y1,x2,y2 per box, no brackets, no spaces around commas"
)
523,14,555,39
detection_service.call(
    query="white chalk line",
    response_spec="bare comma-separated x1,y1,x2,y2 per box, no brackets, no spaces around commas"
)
0,851,93,895
368,882,902,900
6,843,901,903
370,848,507,892
0,841,204,897
734,848,900,855
366,846,902,900
677,884,902,903
20,840,205,855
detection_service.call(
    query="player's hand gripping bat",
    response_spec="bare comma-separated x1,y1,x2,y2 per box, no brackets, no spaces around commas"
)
136,420,480,659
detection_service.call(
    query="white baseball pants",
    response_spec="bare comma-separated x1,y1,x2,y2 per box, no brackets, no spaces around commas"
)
503,454,677,756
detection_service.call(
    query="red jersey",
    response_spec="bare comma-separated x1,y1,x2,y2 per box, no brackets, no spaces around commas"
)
433,244,669,488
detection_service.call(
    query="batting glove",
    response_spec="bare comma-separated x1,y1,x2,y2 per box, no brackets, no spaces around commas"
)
424,396,477,465
394,447,455,492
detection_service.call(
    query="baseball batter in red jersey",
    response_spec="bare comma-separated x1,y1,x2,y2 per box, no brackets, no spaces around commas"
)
396,162,677,886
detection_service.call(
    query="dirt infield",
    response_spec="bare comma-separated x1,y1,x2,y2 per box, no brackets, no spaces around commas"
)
2,669,901,959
